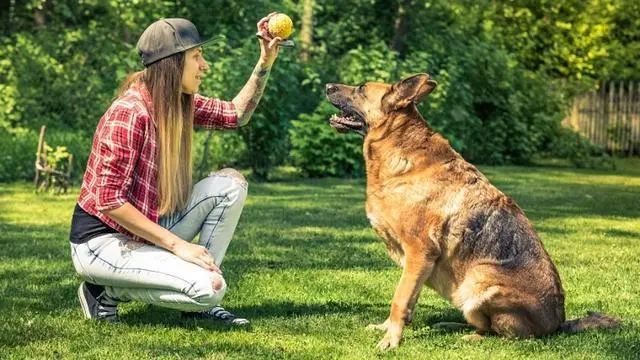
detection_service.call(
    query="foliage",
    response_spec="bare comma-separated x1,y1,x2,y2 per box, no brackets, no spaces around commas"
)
543,127,616,169
290,102,364,178
478,0,615,81
601,0,640,80
1,0,639,182
0,128,36,182
419,41,569,165
237,45,319,181
44,144,72,173
0,126,92,183
192,130,246,179
290,42,397,177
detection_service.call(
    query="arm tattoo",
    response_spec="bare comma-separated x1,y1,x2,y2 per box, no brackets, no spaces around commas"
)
233,62,272,126
254,68,269,77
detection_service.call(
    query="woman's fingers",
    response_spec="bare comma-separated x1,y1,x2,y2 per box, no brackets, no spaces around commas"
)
257,17,268,31
211,263,222,274
257,12,279,37
193,257,209,271
200,252,222,274
257,13,274,32
268,36,283,49
191,255,218,273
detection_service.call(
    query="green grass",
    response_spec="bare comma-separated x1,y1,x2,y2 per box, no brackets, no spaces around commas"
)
1,159,639,359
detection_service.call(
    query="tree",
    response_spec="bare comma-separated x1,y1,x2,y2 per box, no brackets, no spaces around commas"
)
300,0,314,62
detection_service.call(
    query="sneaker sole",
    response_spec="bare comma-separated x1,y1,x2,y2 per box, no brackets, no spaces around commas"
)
230,319,250,326
77,284,92,319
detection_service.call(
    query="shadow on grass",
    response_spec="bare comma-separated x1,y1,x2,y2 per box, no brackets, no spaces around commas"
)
599,323,640,359
535,225,640,241
122,300,381,325
138,342,306,359
487,183,640,221
0,222,70,261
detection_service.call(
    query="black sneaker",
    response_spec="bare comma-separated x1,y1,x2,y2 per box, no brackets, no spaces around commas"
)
182,306,249,326
77,281,119,322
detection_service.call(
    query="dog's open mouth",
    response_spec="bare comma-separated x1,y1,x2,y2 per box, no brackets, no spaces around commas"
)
329,109,367,135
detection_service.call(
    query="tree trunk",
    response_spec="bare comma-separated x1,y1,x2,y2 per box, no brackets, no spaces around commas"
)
2,0,15,35
34,0,46,28
299,0,314,62
391,0,412,58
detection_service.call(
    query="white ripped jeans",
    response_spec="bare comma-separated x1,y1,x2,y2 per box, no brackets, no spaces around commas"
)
70,169,247,312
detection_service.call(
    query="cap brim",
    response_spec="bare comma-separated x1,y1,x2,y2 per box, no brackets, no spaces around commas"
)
184,34,226,51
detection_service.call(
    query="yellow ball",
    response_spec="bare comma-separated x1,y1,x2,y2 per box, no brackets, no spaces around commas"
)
268,13,294,39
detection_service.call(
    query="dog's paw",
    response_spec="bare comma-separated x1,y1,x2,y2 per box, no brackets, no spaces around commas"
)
461,333,485,342
366,319,389,332
376,332,401,351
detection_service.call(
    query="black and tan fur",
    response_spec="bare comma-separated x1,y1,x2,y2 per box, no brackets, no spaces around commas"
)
325,74,619,350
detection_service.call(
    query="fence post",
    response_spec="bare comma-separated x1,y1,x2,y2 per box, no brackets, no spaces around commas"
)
599,81,606,148
629,83,640,156
617,80,624,154
607,81,614,152
627,80,633,154
564,80,639,155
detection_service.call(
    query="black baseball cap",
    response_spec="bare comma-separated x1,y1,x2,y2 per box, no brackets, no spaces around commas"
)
136,18,216,67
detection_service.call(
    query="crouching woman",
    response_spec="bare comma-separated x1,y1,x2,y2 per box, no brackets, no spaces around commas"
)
69,15,283,325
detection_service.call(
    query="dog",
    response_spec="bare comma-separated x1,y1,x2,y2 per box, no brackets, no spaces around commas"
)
325,74,619,350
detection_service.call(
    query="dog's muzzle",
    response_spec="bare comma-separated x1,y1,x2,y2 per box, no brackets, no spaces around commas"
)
326,84,367,136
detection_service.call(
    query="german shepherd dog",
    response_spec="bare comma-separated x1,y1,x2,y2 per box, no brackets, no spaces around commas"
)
325,74,619,350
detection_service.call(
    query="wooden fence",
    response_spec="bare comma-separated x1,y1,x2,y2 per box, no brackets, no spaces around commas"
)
563,81,640,156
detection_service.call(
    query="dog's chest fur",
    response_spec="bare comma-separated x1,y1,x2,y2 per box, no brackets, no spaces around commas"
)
366,199,406,267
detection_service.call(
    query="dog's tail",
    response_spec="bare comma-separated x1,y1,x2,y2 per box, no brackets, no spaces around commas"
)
558,311,620,334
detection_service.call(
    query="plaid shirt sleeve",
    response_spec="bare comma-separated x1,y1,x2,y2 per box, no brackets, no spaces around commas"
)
193,94,238,129
94,104,144,211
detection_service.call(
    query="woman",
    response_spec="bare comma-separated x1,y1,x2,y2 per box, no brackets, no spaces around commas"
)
69,15,283,325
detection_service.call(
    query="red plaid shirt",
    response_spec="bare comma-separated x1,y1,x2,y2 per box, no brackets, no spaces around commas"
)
77,81,238,242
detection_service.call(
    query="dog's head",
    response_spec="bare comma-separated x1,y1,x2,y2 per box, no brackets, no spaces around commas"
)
325,73,437,136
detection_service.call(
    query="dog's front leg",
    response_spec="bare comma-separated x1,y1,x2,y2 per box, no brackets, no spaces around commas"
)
377,251,435,351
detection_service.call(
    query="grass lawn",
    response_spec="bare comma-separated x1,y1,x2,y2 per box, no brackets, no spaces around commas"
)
1,160,639,359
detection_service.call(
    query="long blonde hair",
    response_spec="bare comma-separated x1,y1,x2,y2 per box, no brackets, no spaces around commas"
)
118,52,194,216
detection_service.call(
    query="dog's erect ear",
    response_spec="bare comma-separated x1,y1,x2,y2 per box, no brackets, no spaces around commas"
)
387,73,437,110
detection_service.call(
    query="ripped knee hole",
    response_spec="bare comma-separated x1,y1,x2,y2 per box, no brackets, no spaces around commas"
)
209,168,247,187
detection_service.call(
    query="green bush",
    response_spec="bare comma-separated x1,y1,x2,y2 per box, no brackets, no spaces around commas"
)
233,49,319,180
409,40,568,165
0,128,37,182
45,131,94,180
193,130,247,179
543,127,615,169
0,128,91,183
290,102,364,178
290,42,400,178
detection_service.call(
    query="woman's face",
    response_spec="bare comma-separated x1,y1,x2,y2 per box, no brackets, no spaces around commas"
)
181,47,209,94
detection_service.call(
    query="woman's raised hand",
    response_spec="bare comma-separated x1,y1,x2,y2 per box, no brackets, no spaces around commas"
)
256,12,282,65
